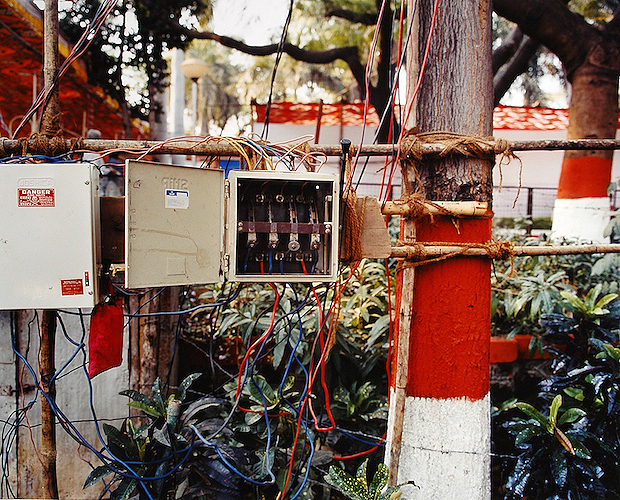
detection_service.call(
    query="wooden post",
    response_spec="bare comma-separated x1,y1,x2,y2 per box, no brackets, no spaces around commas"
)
39,310,58,499
41,0,59,135
386,0,494,498
38,1,60,497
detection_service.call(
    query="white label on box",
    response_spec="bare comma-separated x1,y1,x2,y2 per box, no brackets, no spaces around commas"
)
164,189,189,209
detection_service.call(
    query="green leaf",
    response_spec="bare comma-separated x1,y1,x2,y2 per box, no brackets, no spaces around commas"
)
355,459,370,498
119,390,154,408
111,478,138,500
281,375,296,394
551,448,568,488
103,424,139,460
248,375,278,408
557,407,586,425
365,315,390,349
563,387,585,402
514,425,542,446
368,463,389,500
568,436,591,459
126,401,162,418
245,410,264,426
325,465,365,500
549,394,562,428
515,402,551,432
177,373,201,402
152,425,172,448
152,378,166,414
84,464,115,489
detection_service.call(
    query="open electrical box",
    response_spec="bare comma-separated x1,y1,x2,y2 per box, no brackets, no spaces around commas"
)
125,160,339,288
0,163,99,309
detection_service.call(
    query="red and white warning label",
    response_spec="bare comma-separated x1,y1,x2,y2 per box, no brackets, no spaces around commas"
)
18,188,55,207
61,279,84,296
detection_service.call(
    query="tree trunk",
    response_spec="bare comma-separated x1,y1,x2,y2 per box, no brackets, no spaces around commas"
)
387,0,494,499
552,39,620,242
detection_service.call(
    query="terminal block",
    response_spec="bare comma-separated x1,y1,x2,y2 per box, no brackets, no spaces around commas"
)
228,170,338,282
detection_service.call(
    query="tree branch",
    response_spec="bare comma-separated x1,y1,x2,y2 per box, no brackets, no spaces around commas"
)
493,0,597,79
172,22,367,96
325,7,378,24
493,35,540,105
492,26,524,74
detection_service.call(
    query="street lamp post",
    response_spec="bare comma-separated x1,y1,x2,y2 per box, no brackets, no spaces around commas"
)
180,57,209,135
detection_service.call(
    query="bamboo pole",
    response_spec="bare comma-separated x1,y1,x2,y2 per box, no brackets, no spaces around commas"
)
39,310,58,499
382,200,488,217
6,137,620,158
389,243,620,259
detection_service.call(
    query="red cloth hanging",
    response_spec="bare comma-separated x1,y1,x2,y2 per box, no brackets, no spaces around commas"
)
88,298,124,378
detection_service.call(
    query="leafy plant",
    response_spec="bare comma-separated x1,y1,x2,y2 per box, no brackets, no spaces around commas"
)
538,284,619,371
325,459,404,500
502,394,605,500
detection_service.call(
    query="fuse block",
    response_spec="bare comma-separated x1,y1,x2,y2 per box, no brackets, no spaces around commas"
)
228,171,339,282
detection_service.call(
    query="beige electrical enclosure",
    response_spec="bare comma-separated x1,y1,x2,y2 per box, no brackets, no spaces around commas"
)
125,160,225,288
0,163,99,309
125,161,339,287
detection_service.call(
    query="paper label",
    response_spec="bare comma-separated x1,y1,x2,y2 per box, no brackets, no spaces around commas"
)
18,188,55,207
164,189,189,209
61,279,84,296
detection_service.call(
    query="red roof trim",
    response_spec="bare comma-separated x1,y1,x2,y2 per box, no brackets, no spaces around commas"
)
253,102,610,132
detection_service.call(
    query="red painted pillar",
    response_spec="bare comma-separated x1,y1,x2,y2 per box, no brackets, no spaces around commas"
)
551,64,617,243
387,215,492,499
407,216,491,401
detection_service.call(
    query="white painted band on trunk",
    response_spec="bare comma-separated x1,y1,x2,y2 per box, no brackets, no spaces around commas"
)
386,394,490,500
551,197,611,244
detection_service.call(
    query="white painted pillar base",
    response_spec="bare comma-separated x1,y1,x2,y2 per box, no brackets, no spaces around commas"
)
387,394,490,500
551,197,611,244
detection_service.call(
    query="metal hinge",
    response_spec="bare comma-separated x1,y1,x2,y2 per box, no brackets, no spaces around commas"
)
222,253,230,274
224,179,230,200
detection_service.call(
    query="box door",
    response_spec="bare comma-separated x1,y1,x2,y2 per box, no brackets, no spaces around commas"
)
125,161,224,288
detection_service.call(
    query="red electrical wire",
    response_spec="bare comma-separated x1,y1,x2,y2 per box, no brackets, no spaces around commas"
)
235,283,280,400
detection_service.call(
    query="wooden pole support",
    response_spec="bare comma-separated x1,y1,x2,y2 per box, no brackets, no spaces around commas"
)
390,243,620,259
382,200,488,217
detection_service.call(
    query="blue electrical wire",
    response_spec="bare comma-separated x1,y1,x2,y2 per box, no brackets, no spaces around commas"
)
127,284,242,318
191,425,276,485
336,427,386,447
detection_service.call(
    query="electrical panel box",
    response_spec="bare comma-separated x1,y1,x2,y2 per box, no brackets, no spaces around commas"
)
227,170,338,282
125,161,338,288
0,163,99,310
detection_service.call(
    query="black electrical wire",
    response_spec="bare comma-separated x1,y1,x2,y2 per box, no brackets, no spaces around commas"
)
260,0,294,141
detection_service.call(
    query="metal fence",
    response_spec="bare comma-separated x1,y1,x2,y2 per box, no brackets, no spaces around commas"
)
493,186,558,219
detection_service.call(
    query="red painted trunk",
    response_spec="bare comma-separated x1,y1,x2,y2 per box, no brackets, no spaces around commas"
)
406,215,491,400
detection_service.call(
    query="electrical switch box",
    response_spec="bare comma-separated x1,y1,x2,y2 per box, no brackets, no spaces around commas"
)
0,163,99,310
124,161,338,288
227,170,338,282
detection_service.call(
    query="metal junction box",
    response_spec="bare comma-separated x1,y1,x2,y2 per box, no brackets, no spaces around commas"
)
0,163,99,309
125,161,339,288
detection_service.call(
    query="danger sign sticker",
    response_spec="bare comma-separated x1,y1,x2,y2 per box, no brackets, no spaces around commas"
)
18,188,55,207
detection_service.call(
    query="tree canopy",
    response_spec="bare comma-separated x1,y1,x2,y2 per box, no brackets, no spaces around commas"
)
59,0,620,142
